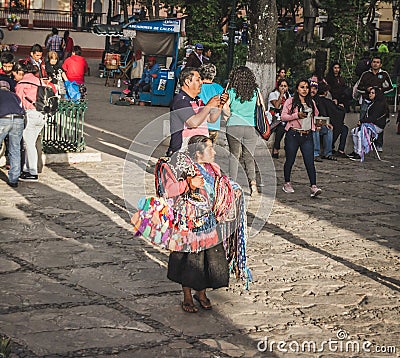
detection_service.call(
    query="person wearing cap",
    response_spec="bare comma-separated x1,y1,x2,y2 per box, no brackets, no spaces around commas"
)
0,80,25,188
185,44,205,68
132,56,160,97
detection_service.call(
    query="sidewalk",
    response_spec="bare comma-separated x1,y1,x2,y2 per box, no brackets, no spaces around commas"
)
0,75,399,357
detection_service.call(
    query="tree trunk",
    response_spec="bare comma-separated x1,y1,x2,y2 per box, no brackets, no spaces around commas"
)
154,0,160,18
146,0,154,19
247,0,278,99
122,0,129,24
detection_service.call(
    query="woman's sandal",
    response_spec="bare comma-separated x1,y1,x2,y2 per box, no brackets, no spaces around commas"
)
322,155,337,161
193,294,212,310
181,302,198,313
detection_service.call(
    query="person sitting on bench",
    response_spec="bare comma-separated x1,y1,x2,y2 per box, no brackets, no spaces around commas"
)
348,87,389,160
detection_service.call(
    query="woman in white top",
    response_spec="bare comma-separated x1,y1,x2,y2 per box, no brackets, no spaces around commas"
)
267,78,291,158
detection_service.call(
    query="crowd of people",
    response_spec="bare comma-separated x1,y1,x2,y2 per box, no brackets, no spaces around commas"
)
0,30,88,187
157,53,396,312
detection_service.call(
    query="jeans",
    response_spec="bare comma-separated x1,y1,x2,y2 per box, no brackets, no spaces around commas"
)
23,110,45,176
272,123,286,150
360,99,369,121
313,126,333,157
284,129,316,185
0,116,24,183
337,125,349,152
226,125,258,183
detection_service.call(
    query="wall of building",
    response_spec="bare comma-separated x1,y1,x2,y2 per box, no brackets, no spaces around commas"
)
2,28,105,58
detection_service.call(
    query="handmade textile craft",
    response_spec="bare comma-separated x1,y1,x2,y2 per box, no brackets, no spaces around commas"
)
131,152,251,284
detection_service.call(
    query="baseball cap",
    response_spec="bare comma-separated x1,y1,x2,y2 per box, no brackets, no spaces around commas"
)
195,43,204,50
309,80,318,88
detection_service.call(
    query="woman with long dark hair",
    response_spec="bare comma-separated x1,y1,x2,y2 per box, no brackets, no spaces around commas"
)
349,87,389,159
268,78,291,158
326,62,351,111
281,79,322,197
62,31,74,60
223,66,259,196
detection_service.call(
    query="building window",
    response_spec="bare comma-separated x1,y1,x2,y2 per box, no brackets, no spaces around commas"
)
379,21,393,35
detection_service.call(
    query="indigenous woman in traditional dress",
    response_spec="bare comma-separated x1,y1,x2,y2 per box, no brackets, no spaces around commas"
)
164,135,232,313
132,136,250,313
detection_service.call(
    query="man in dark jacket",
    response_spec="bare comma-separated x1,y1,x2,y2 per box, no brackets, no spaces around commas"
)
0,82,25,187
185,44,205,69
356,56,392,150
315,82,348,157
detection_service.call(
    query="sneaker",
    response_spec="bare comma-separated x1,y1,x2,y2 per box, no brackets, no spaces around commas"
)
282,182,294,193
310,185,322,198
334,151,348,158
347,152,361,160
122,88,131,95
7,181,18,188
376,145,383,152
19,172,38,182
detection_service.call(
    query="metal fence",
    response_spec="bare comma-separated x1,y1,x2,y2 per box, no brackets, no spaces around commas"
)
0,7,105,31
42,100,87,153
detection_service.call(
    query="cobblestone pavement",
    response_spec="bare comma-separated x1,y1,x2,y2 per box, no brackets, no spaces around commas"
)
0,75,399,357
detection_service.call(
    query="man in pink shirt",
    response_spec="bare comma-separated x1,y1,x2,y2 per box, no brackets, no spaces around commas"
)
62,46,88,84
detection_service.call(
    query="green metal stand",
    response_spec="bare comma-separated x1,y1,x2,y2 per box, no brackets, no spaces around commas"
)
42,100,88,153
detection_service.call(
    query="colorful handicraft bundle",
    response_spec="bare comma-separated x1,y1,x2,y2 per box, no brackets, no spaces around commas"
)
131,152,252,286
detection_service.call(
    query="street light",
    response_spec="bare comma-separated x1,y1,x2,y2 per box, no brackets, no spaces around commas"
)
226,0,237,79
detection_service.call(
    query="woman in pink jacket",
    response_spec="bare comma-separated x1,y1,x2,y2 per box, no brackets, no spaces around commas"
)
15,62,53,182
281,78,322,197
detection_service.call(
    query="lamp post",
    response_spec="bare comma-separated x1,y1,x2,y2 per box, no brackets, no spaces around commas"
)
226,0,237,79
105,0,113,51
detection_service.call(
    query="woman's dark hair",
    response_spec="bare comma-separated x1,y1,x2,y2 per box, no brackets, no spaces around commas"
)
12,63,23,72
275,78,289,92
369,87,389,117
228,66,258,102
290,78,315,115
328,61,341,77
63,30,70,43
20,62,38,74
187,135,211,159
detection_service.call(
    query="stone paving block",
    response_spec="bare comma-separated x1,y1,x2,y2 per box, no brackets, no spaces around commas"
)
0,257,20,273
1,237,142,269
52,263,178,299
0,305,164,356
121,295,238,337
0,272,89,309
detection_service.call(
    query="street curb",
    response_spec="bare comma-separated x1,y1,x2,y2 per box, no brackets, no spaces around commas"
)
43,151,102,165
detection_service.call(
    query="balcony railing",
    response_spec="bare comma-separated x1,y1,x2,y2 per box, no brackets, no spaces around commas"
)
0,7,106,31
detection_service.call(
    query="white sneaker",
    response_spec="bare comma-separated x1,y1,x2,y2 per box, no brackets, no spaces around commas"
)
310,185,322,197
282,182,294,193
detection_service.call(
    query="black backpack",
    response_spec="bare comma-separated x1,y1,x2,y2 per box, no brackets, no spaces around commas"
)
19,80,59,115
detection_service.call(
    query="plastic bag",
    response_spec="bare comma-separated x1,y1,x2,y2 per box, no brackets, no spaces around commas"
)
64,80,81,100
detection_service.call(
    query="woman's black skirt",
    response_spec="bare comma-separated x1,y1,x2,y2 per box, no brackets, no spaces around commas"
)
167,242,229,291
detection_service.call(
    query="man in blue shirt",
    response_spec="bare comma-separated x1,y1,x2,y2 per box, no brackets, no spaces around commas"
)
132,56,160,96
